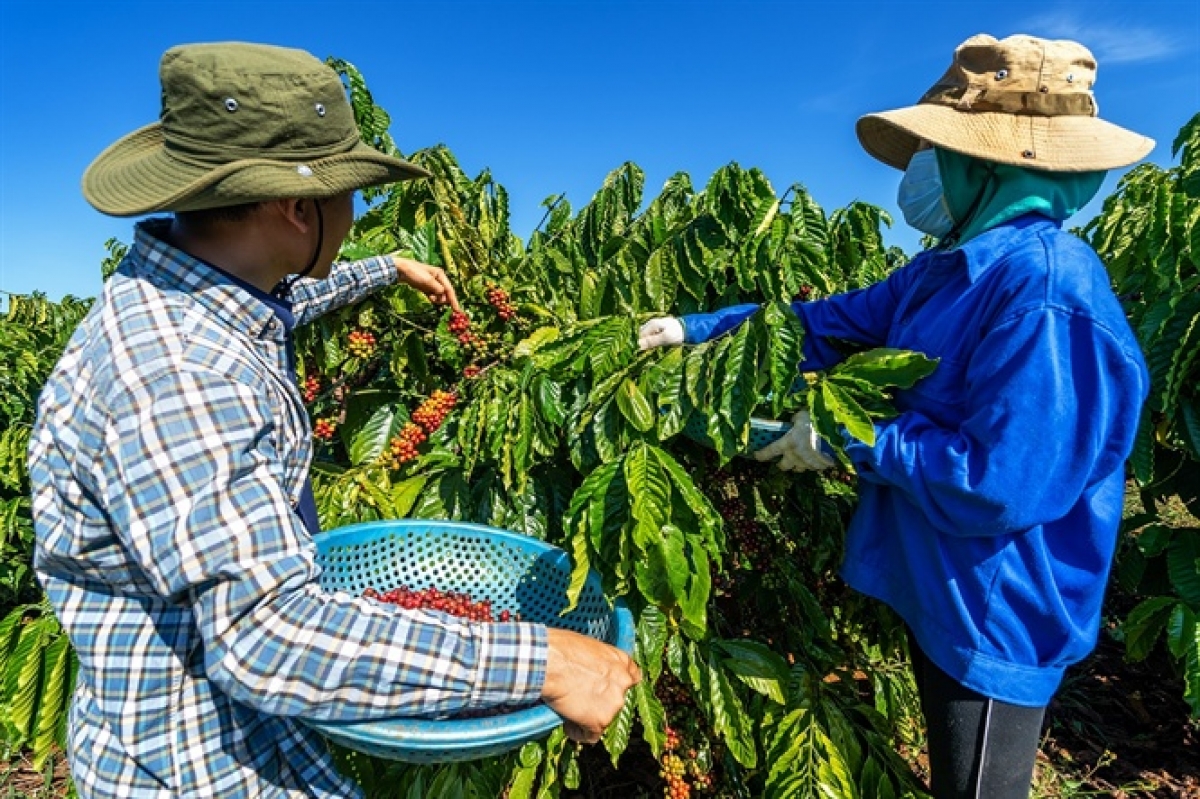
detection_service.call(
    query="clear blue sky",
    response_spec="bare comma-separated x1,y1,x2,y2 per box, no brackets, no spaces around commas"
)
1,0,1197,301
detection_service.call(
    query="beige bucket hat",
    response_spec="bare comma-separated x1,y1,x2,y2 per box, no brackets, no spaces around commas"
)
856,33,1155,172
83,42,431,217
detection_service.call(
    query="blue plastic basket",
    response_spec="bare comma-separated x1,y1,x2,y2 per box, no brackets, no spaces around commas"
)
681,414,791,456
299,520,635,763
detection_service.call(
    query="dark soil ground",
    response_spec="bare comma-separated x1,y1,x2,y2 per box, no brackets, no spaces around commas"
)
1035,630,1199,798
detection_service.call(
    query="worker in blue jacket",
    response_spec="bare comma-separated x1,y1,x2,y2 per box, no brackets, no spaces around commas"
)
638,33,1152,799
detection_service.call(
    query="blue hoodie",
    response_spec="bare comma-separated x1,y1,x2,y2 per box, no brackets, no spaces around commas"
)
681,214,1148,706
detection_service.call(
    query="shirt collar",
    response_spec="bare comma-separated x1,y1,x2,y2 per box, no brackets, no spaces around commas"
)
925,213,1061,282
130,219,291,341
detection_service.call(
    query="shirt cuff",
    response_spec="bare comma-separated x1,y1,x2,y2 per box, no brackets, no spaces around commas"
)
467,621,548,709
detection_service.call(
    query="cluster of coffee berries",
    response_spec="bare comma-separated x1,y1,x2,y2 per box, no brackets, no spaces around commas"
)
411,390,457,432
486,285,517,321
313,418,337,441
463,364,482,380
448,310,479,347
301,374,321,404
388,422,426,465
661,753,691,799
347,329,377,359
796,284,814,301
362,585,514,623
660,725,715,797
826,469,856,486
718,494,770,571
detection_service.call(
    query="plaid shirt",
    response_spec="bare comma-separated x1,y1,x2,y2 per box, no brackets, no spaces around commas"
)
28,221,547,798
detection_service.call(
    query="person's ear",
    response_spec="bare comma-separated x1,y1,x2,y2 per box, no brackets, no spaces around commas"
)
268,198,311,234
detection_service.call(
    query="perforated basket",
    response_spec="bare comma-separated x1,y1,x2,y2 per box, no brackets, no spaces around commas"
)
681,414,790,456
300,520,635,763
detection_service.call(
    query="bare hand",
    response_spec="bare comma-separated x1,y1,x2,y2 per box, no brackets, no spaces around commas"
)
541,628,641,744
390,255,460,311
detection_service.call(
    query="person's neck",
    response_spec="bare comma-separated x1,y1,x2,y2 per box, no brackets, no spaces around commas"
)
165,218,290,294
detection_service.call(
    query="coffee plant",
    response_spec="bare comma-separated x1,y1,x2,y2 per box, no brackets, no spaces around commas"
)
1084,111,1200,716
0,291,89,769
0,58,1195,798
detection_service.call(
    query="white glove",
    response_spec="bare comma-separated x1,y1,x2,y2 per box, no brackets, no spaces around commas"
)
753,410,836,472
637,317,685,350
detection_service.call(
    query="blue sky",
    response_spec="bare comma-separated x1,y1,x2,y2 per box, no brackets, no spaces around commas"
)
1,1,1197,301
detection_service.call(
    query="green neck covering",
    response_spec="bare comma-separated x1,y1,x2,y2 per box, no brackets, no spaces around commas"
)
934,148,1107,247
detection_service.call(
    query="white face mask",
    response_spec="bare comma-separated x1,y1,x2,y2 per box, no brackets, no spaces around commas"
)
897,149,955,238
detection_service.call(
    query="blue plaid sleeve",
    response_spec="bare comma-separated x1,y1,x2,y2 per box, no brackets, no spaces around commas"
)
104,366,546,720
288,256,399,325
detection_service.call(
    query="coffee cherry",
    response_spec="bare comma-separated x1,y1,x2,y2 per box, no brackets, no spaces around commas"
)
363,585,500,622
301,374,321,403
486,285,517,321
347,329,377,359
411,390,458,433
313,418,337,441
386,423,426,467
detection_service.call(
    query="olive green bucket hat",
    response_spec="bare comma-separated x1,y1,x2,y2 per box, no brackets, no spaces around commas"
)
83,42,430,217
856,33,1155,172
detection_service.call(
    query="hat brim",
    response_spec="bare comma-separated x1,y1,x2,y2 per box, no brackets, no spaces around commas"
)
83,123,433,217
856,105,1155,172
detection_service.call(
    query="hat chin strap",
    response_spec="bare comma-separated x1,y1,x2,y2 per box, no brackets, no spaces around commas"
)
273,200,324,299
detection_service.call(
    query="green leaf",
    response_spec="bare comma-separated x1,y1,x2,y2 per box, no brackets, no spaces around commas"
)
507,761,538,799
1168,533,1200,611
512,326,560,362
390,474,427,518
636,680,668,756
652,348,693,440
705,651,757,767
31,632,73,769
562,529,592,616
2,614,56,743
1180,618,1200,717
616,379,655,432
653,447,723,554
677,535,711,638
563,745,581,790
763,301,805,416
637,606,669,683
625,442,671,534
821,379,875,445
1123,596,1176,661
532,374,566,428
1167,603,1198,661
601,690,635,765
0,606,29,678
831,347,939,389
346,400,402,466
718,317,767,450
714,639,791,704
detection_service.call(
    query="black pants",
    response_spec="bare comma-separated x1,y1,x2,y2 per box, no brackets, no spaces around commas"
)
908,633,1046,799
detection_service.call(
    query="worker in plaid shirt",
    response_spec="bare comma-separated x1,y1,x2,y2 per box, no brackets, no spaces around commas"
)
28,42,639,798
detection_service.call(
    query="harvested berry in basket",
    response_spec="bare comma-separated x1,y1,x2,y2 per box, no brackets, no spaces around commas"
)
361,585,518,624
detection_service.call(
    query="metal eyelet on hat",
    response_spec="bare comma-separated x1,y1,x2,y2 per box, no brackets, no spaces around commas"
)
995,69,1009,80
1066,73,1075,83
315,103,326,117
1022,150,1036,159
224,98,239,112
1039,85,1050,93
